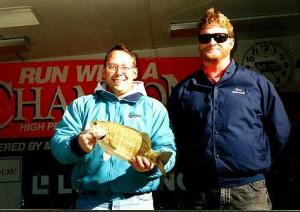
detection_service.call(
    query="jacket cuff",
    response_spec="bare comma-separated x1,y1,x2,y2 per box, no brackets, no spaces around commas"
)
145,166,159,176
70,135,87,157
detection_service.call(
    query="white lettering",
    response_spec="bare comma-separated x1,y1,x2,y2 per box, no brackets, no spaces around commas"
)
32,175,49,195
19,67,35,83
14,87,43,120
0,142,26,152
163,172,176,191
19,123,46,132
77,64,104,82
161,172,186,191
28,141,44,151
44,141,50,151
0,81,14,129
58,175,72,194
142,62,158,79
47,122,57,131
19,66,69,84
161,74,179,96
145,82,168,105
45,86,67,119
176,172,186,191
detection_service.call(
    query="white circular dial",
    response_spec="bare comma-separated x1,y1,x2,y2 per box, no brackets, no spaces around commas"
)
242,42,292,88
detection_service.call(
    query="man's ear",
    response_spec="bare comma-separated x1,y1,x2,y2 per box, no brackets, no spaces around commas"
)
132,68,138,79
103,68,107,79
229,38,235,50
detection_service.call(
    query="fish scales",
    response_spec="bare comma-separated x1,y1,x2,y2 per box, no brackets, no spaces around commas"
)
88,121,172,175
100,121,145,160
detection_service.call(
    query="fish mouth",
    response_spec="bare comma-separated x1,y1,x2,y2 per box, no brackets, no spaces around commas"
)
98,135,106,140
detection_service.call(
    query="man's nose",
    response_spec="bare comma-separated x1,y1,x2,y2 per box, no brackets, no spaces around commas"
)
209,38,218,44
115,67,124,74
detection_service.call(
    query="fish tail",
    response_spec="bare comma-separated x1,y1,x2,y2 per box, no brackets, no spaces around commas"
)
156,160,166,175
146,151,173,175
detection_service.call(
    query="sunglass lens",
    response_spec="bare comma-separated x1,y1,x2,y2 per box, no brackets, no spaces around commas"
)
198,33,229,44
198,34,211,44
214,34,228,43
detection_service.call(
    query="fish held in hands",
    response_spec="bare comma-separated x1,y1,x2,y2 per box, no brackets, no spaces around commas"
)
87,121,172,175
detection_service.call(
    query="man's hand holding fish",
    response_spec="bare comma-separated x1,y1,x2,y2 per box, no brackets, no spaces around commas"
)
130,156,155,173
78,130,97,153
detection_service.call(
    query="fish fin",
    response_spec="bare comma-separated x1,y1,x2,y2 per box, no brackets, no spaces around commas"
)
160,151,173,165
156,160,166,175
140,133,173,175
157,151,173,175
106,137,117,150
110,143,117,150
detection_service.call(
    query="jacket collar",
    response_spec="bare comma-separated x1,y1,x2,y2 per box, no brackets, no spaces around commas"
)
218,59,237,83
198,59,237,85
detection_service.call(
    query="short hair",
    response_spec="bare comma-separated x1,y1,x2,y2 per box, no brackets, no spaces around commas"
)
104,44,137,67
198,7,234,38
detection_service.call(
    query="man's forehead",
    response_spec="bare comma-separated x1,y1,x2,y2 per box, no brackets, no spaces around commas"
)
200,24,228,33
107,51,132,61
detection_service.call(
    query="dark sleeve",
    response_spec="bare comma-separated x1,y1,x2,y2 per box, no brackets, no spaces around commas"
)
167,85,185,163
263,80,291,159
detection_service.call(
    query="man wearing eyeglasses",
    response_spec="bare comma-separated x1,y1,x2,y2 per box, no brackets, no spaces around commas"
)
51,44,176,210
168,8,291,210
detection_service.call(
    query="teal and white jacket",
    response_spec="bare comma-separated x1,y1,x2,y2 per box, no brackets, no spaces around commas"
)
50,81,176,194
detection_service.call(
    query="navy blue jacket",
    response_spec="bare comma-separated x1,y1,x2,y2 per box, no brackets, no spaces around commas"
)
168,60,291,190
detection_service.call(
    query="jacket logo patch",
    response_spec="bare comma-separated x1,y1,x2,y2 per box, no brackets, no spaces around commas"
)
232,88,246,94
128,113,141,118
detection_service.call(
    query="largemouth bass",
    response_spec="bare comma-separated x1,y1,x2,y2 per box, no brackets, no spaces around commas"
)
87,121,172,175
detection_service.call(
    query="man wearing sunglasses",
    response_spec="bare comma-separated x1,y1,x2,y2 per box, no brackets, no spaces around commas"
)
168,7,291,210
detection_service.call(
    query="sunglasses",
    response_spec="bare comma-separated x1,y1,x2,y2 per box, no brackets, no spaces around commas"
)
198,33,229,44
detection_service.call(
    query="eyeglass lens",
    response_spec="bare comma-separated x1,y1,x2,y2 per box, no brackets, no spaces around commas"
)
198,33,229,44
106,64,133,72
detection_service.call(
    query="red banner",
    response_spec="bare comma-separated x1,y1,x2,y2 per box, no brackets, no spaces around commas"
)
0,57,200,138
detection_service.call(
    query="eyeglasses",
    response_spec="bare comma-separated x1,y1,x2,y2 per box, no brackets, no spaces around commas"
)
105,64,135,73
198,33,229,44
